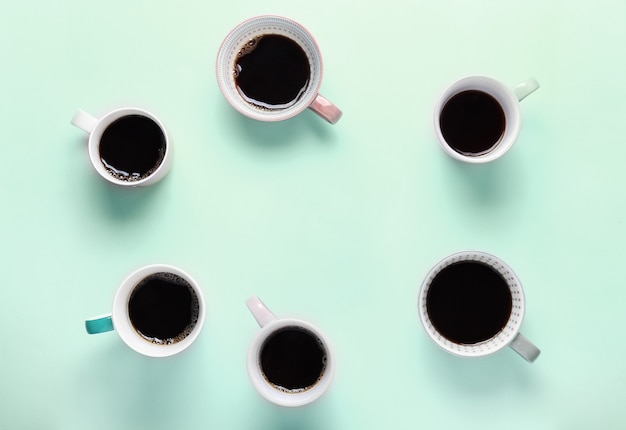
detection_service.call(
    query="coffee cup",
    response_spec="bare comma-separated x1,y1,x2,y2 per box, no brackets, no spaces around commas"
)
71,107,172,186
246,296,334,407
418,251,540,362
216,15,342,124
433,76,539,163
85,264,205,357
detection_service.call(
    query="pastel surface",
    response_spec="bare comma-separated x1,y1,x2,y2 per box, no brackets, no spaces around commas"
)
1,1,624,429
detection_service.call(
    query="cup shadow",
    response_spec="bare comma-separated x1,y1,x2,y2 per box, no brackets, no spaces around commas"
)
226,105,336,150
76,172,168,223
250,399,338,430
441,155,524,206
96,178,165,221
420,341,539,395
73,342,210,430
71,134,166,222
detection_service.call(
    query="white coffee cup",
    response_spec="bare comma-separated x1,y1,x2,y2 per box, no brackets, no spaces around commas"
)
85,264,205,358
246,296,335,407
433,76,539,163
71,107,172,186
418,251,540,362
216,15,342,124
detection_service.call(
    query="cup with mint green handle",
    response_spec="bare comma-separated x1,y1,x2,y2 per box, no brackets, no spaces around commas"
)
434,75,539,163
86,264,205,357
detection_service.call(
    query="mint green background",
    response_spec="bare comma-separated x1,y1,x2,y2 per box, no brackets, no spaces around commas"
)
1,1,625,429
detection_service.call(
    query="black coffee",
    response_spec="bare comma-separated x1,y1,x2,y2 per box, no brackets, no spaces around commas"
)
426,261,512,344
128,272,199,345
260,327,326,392
439,90,506,156
99,115,166,182
234,34,310,110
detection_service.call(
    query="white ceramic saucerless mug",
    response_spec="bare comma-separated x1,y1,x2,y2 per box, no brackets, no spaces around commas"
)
85,264,205,357
216,15,342,124
71,107,172,186
246,296,335,407
418,251,540,362
433,76,539,163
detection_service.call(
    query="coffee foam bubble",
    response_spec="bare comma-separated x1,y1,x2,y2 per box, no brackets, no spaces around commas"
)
261,329,328,394
102,149,165,182
268,369,326,394
233,36,263,78
99,115,166,183
133,272,200,346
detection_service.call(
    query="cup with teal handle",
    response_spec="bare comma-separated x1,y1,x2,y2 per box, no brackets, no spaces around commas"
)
86,264,206,357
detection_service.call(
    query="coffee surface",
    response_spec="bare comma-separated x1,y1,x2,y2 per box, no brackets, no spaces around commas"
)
426,261,512,344
99,115,166,181
128,273,199,345
439,90,506,155
260,327,326,392
234,34,310,110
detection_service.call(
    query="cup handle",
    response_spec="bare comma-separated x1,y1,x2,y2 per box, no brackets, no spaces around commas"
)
513,78,540,102
71,109,98,133
509,332,540,362
246,296,278,328
308,94,342,124
85,314,114,334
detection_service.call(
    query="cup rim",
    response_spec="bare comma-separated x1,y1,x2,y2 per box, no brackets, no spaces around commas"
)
216,14,324,122
433,75,522,164
246,318,334,407
111,264,205,357
418,251,526,358
88,107,171,187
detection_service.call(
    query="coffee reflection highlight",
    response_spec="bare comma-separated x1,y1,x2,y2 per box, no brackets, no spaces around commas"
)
233,34,311,111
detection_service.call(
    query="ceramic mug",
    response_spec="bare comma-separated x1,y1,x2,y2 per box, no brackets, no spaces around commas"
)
418,251,540,362
71,107,172,186
246,296,335,407
216,15,342,124
433,76,539,163
86,264,205,357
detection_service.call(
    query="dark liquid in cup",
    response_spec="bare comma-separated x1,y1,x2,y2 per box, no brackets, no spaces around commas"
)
426,261,512,344
439,90,506,156
128,273,199,345
99,115,166,182
234,34,310,110
260,327,326,392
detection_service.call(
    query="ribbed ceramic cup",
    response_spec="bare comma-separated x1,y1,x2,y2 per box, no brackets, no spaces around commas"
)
216,15,342,124
418,251,540,362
